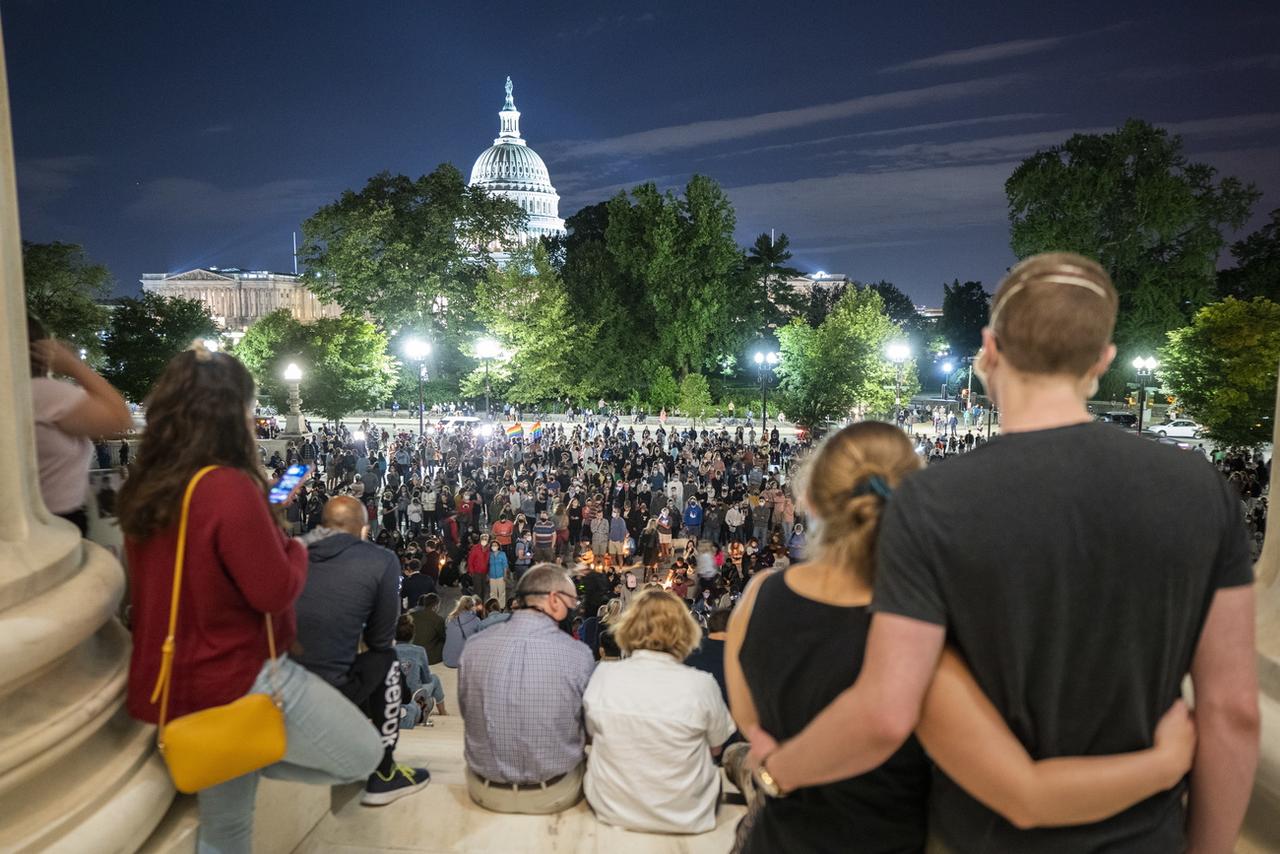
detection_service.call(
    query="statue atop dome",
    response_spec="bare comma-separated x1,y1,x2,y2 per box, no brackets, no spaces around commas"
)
504,75,513,109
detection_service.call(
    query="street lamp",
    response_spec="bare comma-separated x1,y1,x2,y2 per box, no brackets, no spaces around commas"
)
940,360,954,400
282,362,303,434
886,341,911,410
1132,356,1158,436
404,337,432,436
753,350,779,436
476,336,501,418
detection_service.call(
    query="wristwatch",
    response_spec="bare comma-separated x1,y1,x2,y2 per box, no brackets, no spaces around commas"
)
753,756,788,799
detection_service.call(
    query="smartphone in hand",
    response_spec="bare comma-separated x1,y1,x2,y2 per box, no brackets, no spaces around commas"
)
269,464,311,505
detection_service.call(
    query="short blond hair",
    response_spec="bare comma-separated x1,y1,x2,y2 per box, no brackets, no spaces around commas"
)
990,252,1118,376
611,589,702,660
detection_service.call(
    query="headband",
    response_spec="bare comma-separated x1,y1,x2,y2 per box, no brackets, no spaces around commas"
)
989,265,1110,330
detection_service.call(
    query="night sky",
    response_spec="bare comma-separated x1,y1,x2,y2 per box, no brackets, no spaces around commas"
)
4,0,1279,305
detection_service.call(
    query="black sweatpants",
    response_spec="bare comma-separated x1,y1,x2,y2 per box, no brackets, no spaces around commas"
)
336,648,404,777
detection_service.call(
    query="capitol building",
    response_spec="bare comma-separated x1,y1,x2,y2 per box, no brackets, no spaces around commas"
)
469,77,566,243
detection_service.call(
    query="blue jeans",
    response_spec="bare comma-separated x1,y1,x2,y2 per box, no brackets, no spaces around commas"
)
403,674,445,728
196,656,383,854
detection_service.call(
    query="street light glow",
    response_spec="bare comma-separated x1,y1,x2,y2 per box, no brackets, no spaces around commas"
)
753,352,763,365
942,361,954,374
283,362,303,381
886,342,911,363
404,337,431,361
476,336,501,360
202,338,220,353
1132,356,1158,371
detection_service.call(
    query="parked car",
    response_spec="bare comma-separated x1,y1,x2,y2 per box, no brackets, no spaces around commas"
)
1155,418,1203,439
1096,412,1138,428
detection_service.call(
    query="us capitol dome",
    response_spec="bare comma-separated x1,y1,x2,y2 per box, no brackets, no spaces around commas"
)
469,76,566,242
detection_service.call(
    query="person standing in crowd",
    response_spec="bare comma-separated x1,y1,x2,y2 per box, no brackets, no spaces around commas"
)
607,508,628,567
294,495,431,806
119,348,382,853
488,539,510,608
582,589,734,834
459,565,595,815
747,254,1252,852
399,558,436,613
28,316,133,535
533,511,557,562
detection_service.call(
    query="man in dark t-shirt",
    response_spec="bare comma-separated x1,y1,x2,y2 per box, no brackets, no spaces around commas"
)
749,253,1259,853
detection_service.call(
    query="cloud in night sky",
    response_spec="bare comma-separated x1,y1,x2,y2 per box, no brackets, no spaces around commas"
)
550,76,1023,159
15,155,96,202
880,37,1069,73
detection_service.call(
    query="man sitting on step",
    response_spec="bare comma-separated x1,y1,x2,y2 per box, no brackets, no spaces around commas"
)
459,563,595,814
295,495,431,806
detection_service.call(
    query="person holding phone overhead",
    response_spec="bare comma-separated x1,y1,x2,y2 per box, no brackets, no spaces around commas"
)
118,344,382,854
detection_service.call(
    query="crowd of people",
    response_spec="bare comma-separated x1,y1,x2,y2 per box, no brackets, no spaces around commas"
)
22,251,1272,854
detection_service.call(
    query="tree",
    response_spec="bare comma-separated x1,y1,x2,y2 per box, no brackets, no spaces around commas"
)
22,241,111,357
1217,209,1280,302
679,373,712,420
647,364,680,411
606,176,741,379
864,280,920,334
776,288,917,427
299,165,526,369
938,280,989,354
1007,119,1259,353
1159,297,1280,448
802,282,848,327
745,232,805,329
472,242,586,404
102,293,219,402
235,311,397,422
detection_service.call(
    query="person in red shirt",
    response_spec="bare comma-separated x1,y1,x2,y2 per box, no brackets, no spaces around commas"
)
117,347,382,853
465,533,490,599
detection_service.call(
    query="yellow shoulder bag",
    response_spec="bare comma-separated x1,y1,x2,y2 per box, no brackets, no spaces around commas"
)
150,464,288,793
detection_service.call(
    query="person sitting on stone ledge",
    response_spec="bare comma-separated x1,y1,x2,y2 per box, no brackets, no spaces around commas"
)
294,495,431,807
442,594,482,668
583,588,735,834
120,348,383,853
410,592,447,664
459,563,595,815
394,614,446,728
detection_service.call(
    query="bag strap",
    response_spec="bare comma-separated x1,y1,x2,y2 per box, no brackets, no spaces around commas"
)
151,466,282,744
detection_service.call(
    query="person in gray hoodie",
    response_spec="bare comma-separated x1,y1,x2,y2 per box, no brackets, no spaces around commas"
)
294,495,430,807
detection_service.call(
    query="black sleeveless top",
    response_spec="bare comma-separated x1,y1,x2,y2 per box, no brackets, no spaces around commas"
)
739,570,930,854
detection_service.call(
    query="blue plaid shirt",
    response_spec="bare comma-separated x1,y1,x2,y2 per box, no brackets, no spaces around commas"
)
458,610,595,783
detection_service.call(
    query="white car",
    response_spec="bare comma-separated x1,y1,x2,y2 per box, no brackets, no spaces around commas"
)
1155,419,1202,439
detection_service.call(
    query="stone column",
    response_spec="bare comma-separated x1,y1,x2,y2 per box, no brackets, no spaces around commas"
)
0,27,179,852
1241,365,1280,851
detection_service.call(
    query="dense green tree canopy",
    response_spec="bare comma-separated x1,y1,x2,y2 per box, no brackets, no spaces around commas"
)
1159,297,1280,448
1007,119,1259,353
299,165,526,346
938,279,989,355
102,293,219,403
22,241,111,357
235,311,397,422
1217,209,1280,302
776,287,917,427
745,232,805,330
470,242,586,405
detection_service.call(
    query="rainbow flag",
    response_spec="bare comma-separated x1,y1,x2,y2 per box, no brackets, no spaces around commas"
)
531,420,543,441
505,422,523,437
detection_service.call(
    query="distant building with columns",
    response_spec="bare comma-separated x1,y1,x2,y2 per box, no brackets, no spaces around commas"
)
140,267,341,331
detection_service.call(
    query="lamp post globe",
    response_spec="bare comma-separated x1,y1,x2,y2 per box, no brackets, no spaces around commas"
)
886,341,911,409
282,362,304,435
1131,356,1158,436
476,337,501,418
754,349,779,436
403,338,432,436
